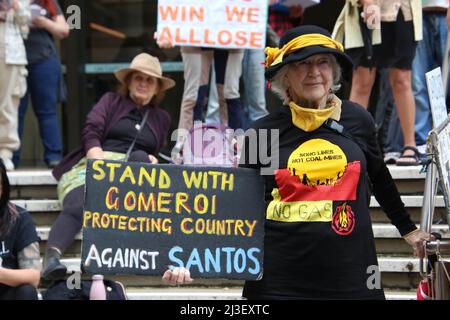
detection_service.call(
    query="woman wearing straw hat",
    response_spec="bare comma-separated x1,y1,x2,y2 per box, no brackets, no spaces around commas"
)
240,25,432,299
41,53,178,280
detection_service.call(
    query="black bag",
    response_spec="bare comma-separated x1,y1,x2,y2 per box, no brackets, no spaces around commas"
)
42,279,127,300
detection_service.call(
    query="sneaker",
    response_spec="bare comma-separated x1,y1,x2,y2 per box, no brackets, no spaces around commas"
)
2,158,15,171
383,152,400,164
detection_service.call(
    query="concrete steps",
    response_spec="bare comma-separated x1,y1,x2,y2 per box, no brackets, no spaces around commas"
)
7,165,447,300
37,288,418,300
53,255,426,274
17,195,446,226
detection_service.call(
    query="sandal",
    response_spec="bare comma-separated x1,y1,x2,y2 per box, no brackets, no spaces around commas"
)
396,146,420,166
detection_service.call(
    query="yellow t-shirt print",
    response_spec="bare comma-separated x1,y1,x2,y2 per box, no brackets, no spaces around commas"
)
267,139,360,224
288,139,347,186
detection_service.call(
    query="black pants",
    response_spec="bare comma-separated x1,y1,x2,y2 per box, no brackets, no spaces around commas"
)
0,284,39,300
46,150,151,253
47,184,85,253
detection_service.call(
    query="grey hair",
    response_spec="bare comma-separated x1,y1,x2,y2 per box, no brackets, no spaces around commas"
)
269,54,342,102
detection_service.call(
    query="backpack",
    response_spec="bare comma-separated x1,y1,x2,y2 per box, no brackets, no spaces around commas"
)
172,122,239,167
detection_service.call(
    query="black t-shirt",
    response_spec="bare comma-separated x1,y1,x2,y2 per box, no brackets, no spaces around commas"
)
24,0,63,64
102,108,157,155
0,206,40,270
240,101,416,300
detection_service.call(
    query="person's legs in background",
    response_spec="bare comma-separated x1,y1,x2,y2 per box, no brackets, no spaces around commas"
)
0,22,26,171
174,47,214,159
389,68,418,164
384,105,404,160
349,66,377,108
242,49,268,128
372,69,403,163
178,47,213,133
15,56,63,168
205,65,221,124
14,87,29,167
0,64,25,171
213,49,245,130
412,12,446,152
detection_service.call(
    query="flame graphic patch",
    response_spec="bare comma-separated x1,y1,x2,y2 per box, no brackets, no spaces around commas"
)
331,203,356,236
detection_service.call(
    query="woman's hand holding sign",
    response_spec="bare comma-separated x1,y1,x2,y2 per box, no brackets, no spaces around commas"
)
162,267,194,286
154,31,174,49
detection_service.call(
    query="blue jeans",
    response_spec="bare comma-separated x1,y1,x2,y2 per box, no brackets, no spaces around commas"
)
374,69,404,153
412,11,448,146
15,55,62,165
241,49,268,128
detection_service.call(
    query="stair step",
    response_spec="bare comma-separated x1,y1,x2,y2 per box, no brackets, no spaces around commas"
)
35,224,450,242
124,289,416,300
372,224,450,238
56,256,425,274
38,288,416,300
7,166,425,186
384,165,425,180
15,195,446,213
370,196,445,207
37,227,81,240
8,170,57,185
11,199,61,212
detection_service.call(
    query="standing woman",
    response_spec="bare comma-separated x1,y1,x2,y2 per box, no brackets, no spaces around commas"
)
333,0,423,166
240,25,432,299
0,159,41,300
0,0,30,171
15,0,69,168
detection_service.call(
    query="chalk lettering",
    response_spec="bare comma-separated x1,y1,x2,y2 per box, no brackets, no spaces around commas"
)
84,244,159,271
179,218,258,237
169,246,261,275
84,212,173,235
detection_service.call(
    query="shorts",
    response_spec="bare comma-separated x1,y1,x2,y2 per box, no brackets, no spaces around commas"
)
346,11,417,70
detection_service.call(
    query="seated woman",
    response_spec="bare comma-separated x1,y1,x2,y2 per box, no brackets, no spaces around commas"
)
0,159,41,300
240,25,433,299
42,53,176,280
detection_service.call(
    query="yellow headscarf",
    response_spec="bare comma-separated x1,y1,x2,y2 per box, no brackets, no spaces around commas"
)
265,33,344,69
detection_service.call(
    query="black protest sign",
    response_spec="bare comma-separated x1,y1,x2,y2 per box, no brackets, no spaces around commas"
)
80,160,265,280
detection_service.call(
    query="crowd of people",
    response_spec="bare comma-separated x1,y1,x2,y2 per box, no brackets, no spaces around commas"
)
0,0,446,300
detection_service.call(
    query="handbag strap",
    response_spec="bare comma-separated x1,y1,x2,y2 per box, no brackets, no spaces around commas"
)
124,108,150,161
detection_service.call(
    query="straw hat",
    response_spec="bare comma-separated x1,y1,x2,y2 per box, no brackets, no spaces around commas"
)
114,53,176,92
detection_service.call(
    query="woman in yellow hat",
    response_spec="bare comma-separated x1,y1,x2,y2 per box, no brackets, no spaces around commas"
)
240,25,432,299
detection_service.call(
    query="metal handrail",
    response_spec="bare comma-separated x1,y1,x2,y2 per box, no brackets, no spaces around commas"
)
420,159,438,234
426,241,450,254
